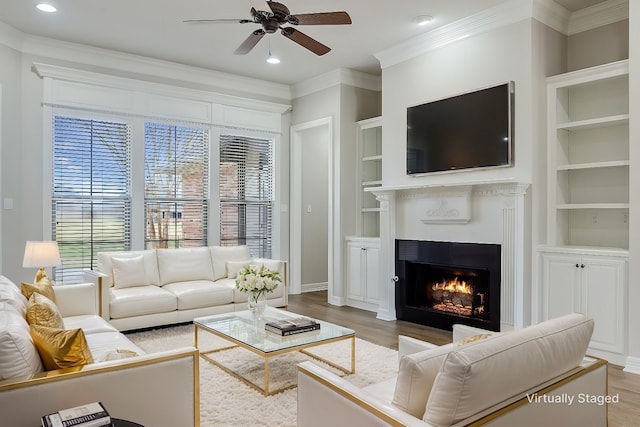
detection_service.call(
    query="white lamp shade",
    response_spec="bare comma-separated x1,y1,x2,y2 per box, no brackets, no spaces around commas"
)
23,241,62,268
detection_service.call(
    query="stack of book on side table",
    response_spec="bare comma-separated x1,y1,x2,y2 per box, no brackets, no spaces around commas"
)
265,317,321,336
42,402,112,427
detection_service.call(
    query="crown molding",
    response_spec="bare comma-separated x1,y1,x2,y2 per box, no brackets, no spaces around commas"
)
568,0,628,36
0,25,292,102
291,68,381,99
0,20,24,52
375,0,535,70
32,62,291,115
375,0,629,70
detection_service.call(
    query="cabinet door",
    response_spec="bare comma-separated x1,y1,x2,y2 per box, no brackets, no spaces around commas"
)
346,243,364,301
541,254,582,320
581,257,626,353
363,245,380,304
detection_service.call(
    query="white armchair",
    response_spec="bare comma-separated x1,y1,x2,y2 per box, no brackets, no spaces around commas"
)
298,315,608,427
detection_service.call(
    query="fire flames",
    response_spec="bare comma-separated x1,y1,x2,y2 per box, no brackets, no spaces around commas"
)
431,276,472,294
430,276,484,317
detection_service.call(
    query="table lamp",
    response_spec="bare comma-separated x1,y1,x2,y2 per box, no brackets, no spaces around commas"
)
22,241,61,283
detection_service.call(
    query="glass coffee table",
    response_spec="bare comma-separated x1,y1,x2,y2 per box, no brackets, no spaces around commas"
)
194,307,355,396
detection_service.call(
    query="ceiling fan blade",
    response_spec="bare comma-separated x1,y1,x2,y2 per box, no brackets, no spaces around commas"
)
289,11,352,26
281,27,331,56
249,0,273,14
234,29,266,54
183,19,253,24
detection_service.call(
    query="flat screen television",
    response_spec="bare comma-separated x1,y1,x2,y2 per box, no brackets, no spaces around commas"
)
406,82,514,175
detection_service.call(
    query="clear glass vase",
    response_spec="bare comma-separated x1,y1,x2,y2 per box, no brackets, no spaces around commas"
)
248,292,267,318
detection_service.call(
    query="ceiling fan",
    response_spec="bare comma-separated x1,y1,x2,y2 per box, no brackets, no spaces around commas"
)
184,0,352,56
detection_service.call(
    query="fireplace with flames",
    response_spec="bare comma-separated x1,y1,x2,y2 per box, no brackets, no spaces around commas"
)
395,240,500,332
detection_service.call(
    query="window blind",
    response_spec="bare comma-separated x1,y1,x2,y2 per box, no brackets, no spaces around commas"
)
52,116,131,284
219,134,274,258
144,122,209,249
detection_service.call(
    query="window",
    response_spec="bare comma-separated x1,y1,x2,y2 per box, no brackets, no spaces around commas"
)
52,116,131,284
144,122,209,249
219,134,274,258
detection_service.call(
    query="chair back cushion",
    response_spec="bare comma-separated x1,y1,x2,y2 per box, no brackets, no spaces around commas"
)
157,247,214,285
97,250,160,288
423,313,594,426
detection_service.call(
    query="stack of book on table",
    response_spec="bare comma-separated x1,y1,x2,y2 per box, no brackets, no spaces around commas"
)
265,317,321,336
42,402,111,427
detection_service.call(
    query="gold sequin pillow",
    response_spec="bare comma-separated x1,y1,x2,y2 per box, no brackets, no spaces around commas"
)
21,278,56,303
30,325,94,371
26,293,64,329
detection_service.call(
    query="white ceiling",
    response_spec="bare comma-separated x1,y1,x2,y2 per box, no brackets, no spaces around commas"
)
0,0,605,85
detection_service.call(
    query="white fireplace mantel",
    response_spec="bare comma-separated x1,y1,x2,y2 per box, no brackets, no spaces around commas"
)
368,180,530,330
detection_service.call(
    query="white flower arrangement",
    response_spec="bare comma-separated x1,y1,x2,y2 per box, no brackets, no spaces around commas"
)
235,264,281,300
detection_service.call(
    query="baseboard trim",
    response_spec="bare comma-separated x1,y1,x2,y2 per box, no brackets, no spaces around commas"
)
623,356,640,375
301,282,328,293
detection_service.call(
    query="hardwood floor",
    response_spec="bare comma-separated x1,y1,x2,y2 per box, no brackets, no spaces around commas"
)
288,291,640,427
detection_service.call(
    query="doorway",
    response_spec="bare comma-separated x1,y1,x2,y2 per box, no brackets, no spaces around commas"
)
290,118,333,296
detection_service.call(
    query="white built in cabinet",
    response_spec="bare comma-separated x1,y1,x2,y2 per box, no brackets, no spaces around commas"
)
345,237,380,312
540,60,629,364
539,246,626,360
356,117,382,238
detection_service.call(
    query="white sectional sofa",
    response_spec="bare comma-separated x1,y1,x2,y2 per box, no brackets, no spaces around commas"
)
298,313,608,427
86,245,287,331
0,275,199,427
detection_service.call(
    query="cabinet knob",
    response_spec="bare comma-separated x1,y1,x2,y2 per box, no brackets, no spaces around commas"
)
392,276,399,283
581,264,585,268
576,264,580,268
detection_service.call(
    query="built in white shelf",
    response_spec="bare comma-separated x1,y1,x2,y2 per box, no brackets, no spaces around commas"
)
556,114,629,130
362,180,383,187
556,203,629,210
361,208,382,213
362,155,382,162
556,160,629,170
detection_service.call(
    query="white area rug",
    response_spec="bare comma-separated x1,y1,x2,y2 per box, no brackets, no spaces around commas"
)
127,324,399,427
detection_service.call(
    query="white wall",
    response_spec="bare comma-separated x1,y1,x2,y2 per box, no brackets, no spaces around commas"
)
0,43,24,279
382,20,534,189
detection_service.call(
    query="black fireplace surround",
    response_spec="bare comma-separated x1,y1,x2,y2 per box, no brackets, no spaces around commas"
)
395,239,501,332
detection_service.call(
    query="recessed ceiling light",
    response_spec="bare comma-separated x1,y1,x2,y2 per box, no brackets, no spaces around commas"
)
414,15,433,26
36,3,57,12
267,55,280,64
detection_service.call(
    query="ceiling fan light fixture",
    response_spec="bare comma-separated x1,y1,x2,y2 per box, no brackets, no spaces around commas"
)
267,53,280,64
36,3,57,12
414,15,433,26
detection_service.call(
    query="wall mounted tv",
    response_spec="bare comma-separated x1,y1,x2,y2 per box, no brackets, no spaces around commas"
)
406,82,514,175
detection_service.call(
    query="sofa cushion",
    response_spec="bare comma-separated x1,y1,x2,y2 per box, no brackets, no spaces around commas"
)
97,250,160,287
0,275,28,315
63,315,120,335
112,255,149,289
26,293,64,329
210,245,251,281
21,279,56,303
30,325,94,371
0,302,44,380
226,260,253,279
163,280,234,310
157,247,214,285
423,313,594,426
84,331,145,362
109,285,177,319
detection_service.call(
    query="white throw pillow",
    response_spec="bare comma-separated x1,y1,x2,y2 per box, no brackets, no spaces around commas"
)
253,259,283,276
0,302,44,380
392,343,456,418
0,276,28,315
112,256,149,289
210,245,251,280
226,260,253,279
